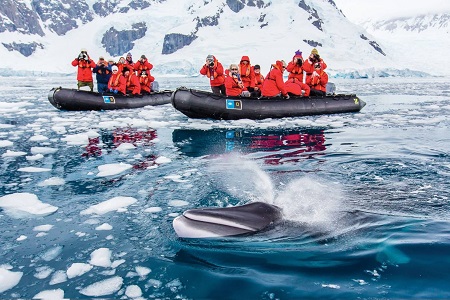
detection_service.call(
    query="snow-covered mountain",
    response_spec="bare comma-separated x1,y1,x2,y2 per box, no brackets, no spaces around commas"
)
0,0,445,76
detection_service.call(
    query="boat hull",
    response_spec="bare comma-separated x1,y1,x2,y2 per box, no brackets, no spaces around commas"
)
48,87,172,111
171,87,366,120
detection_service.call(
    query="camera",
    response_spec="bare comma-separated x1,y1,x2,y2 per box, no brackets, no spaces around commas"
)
296,59,303,66
208,61,214,67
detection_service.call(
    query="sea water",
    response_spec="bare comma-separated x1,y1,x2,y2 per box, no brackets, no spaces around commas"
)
0,75,449,299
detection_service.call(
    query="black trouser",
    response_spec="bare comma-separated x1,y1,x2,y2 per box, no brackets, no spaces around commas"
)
309,88,326,96
211,85,226,95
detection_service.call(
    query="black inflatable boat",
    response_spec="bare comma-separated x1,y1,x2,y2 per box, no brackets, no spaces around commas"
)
48,87,172,111
171,87,366,120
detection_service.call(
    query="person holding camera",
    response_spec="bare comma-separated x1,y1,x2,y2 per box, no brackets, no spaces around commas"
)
134,55,153,75
306,62,329,96
285,50,310,97
139,70,155,94
92,56,112,93
303,48,327,84
200,54,225,95
225,64,250,97
71,48,96,91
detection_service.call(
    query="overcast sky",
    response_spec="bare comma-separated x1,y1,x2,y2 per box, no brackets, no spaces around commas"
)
333,0,450,22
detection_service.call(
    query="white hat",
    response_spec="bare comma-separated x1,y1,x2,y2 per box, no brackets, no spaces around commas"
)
111,65,118,71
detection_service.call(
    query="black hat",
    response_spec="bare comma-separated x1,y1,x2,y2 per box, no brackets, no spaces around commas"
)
122,67,130,74
254,64,260,69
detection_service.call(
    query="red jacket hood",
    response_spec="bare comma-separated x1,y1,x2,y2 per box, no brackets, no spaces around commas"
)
240,56,250,63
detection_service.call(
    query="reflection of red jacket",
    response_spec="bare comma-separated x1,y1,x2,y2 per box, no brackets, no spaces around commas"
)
306,69,328,92
200,55,225,87
285,78,310,96
225,70,244,96
108,73,126,94
239,56,255,89
125,73,141,94
261,61,287,97
72,58,96,81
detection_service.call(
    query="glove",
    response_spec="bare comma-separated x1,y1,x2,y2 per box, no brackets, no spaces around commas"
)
312,71,319,77
109,88,114,92
113,90,118,94
284,94,290,99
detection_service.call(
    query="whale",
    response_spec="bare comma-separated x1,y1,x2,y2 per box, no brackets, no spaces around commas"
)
173,201,283,238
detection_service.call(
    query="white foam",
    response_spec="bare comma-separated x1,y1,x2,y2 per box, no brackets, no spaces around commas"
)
18,167,52,173
79,276,123,297
32,288,64,299
37,177,66,186
67,263,93,279
96,163,133,177
0,267,23,293
0,193,58,217
89,248,112,268
80,196,137,215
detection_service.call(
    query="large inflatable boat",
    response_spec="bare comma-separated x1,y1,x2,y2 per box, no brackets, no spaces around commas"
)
48,87,172,111
171,87,366,120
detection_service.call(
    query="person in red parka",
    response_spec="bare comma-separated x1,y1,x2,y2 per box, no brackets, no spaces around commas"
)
286,50,310,96
225,64,250,97
139,70,155,94
306,62,329,96
123,67,141,95
124,52,135,72
303,48,327,84
261,60,289,98
253,64,264,97
134,55,153,76
285,77,310,96
239,55,255,92
71,48,96,91
200,54,225,95
108,65,126,95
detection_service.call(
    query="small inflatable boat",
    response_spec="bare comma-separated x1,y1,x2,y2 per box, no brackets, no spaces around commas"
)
48,87,172,111
171,87,366,120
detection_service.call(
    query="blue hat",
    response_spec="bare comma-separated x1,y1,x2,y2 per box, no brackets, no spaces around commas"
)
127,52,132,57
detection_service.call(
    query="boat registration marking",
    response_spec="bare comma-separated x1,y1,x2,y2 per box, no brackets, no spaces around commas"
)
226,99,242,110
354,98,359,104
103,96,116,103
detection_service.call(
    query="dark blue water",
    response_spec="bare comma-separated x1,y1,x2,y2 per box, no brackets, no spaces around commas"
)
0,76,449,299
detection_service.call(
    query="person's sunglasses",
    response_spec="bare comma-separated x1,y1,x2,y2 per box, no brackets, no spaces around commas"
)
231,68,238,71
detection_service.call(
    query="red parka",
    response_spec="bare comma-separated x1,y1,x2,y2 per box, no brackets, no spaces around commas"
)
125,72,141,95
286,53,305,82
108,73,126,95
261,61,288,97
306,67,329,93
199,55,225,87
134,59,153,74
72,57,96,82
139,73,155,93
303,58,327,83
285,78,310,96
254,73,264,90
224,69,244,96
239,56,255,90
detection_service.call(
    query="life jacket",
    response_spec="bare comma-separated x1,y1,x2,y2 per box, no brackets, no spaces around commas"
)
110,73,122,87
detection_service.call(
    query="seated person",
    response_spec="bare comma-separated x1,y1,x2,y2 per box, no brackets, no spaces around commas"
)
225,64,250,97
306,63,328,96
261,60,289,98
139,70,155,94
107,65,126,94
285,78,310,97
253,64,264,97
123,67,141,95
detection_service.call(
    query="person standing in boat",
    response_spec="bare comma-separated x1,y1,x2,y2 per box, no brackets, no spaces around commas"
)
92,56,112,93
253,64,264,97
303,48,327,84
306,63,328,96
71,48,96,92
139,70,155,94
123,67,141,95
200,54,226,95
108,65,126,95
225,64,250,97
261,60,289,99
239,56,256,93
134,55,153,76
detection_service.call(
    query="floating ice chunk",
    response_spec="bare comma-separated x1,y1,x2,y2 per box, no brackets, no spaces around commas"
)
0,193,58,217
322,283,340,289
125,285,142,298
26,154,44,161
40,246,63,261
155,156,171,164
144,207,162,213
2,150,27,157
33,224,53,232
0,267,23,293
168,200,189,207
36,232,48,237
51,126,66,134
17,235,27,241
18,167,52,172
90,248,112,268
33,288,64,299
49,270,67,285
135,266,151,277
111,259,125,269
79,276,123,297
31,147,58,154
34,266,53,279
61,131,98,146
37,177,65,186
29,135,49,142
80,196,137,215
0,140,13,147
95,223,113,230
96,163,133,177
116,143,136,152
67,263,93,279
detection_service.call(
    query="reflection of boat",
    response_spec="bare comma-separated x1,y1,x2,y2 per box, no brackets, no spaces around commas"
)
172,128,327,159
171,87,365,120
48,87,172,111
